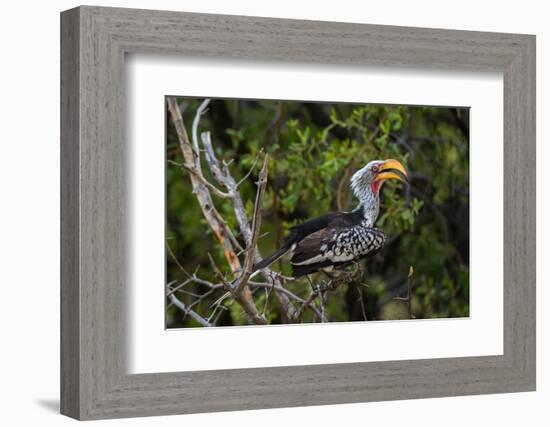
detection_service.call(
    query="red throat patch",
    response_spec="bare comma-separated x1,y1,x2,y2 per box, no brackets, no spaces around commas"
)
370,181,381,194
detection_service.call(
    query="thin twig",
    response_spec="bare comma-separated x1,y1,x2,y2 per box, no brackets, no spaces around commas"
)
393,265,415,319
295,289,319,323
407,266,414,319
166,278,193,297
166,241,191,278
261,288,270,317
168,293,212,327
207,253,232,291
248,281,321,317
168,159,232,198
357,287,368,321
318,286,326,323
236,149,263,187
167,278,224,297
212,305,227,325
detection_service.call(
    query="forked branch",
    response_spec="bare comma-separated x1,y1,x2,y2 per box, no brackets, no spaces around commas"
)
167,97,266,324
167,98,344,326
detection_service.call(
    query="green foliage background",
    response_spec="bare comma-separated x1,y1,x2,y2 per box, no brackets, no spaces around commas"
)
166,98,470,327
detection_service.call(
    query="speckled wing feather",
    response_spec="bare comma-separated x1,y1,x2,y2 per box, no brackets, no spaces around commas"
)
290,223,386,277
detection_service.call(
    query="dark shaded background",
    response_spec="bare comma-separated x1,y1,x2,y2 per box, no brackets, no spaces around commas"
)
166,98,469,328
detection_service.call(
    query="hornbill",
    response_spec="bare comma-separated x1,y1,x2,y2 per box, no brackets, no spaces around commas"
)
253,159,408,277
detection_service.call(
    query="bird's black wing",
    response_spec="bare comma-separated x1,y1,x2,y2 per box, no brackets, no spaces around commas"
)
290,222,385,277
252,212,348,272
284,212,351,245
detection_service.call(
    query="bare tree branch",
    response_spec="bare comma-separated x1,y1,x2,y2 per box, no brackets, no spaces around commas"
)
200,130,299,323
201,131,254,245
192,99,210,156
168,159,232,199
168,293,213,327
249,281,323,320
167,97,264,324
167,97,240,271
235,156,269,295
208,253,268,325
169,98,340,326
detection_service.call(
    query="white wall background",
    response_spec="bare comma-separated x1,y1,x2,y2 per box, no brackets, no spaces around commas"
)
0,0,546,425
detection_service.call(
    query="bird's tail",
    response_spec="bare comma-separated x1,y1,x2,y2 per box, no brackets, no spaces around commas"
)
252,245,290,272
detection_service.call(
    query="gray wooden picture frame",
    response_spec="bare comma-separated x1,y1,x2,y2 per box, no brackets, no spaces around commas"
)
60,5,536,420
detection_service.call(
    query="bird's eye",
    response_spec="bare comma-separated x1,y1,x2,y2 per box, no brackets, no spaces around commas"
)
372,165,379,172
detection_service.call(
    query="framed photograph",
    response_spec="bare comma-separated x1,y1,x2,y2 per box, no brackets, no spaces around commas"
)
61,6,535,420
164,97,468,329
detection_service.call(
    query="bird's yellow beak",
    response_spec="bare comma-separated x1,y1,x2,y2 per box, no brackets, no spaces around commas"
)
375,159,408,183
